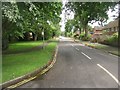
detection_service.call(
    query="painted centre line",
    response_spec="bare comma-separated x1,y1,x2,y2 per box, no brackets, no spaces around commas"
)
97,64,120,86
75,48,79,51
71,44,74,47
81,52,91,60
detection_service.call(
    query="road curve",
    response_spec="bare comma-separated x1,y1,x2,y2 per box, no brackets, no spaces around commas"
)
18,37,119,88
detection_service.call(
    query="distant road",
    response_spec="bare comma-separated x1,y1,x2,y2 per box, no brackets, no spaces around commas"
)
19,37,119,88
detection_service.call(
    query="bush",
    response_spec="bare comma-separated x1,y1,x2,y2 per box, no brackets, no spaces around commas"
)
74,34,79,39
79,33,85,39
99,33,118,46
107,33,118,44
67,32,73,37
91,37,100,43
79,33,91,41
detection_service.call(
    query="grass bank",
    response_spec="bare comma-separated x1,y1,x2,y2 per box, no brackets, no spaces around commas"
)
2,41,58,83
81,41,119,56
3,41,44,54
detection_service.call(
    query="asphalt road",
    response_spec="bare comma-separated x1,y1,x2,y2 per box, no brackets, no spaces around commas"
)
18,37,119,88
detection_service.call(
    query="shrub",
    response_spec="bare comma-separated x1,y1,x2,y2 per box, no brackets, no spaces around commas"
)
79,33,91,41
74,34,79,39
107,33,118,44
99,33,118,46
79,33,85,39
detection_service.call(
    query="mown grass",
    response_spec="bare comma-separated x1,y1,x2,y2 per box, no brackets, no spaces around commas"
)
3,41,44,54
2,41,57,83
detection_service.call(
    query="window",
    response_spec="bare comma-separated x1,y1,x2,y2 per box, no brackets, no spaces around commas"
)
114,27,116,32
109,28,111,32
117,27,119,32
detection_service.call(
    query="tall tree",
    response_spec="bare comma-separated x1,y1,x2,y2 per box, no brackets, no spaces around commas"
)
2,2,62,50
65,2,117,37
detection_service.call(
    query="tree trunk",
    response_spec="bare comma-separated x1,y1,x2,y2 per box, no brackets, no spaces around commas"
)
33,33,38,41
32,33,37,41
80,28,81,34
2,38,9,50
84,26,88,37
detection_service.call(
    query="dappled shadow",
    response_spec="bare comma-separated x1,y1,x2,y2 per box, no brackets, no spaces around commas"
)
2,41,53,55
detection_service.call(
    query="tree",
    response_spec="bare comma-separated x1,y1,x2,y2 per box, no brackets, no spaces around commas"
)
2,2,62,50
65,2,117,37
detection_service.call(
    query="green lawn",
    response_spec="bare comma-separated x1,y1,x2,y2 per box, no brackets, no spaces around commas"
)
3,41,44,54
2,41,57,83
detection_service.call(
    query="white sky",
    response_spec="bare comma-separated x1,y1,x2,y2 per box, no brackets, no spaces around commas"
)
59,0,68,31
88,4,119,28
60,2,119,31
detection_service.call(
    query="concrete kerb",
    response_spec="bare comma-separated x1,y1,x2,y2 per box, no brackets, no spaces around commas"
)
1,45,59,90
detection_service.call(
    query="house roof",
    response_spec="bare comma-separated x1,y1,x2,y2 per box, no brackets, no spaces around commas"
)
94,26,103,30
103,19,119,29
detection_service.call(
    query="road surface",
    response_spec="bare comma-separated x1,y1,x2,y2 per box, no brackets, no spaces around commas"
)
18,37,119,88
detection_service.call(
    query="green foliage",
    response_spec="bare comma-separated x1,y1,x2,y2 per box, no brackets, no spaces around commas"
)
2,2,62,49
65,2,117,37
107,33,118,44
66,32,73,37
79,33,91,41
2,2,62,39
79,33,85,39
65,19,75,33
2,41,57,83
99,33,118,46
65,19,82,38
3,41,43,54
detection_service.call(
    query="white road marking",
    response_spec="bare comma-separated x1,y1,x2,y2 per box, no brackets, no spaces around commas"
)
81,52,91,60
71,44,80,51
71,44,74,47
70,67,73,69
97,64,120,86
75,48,79,51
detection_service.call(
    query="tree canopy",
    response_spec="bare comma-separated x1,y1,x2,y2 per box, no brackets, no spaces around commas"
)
2,2,62,49
65,2,118,37
2,2,62,50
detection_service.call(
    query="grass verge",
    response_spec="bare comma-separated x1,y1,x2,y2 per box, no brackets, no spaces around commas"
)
3,41,44,54
83,42,119,56
2,41,58,83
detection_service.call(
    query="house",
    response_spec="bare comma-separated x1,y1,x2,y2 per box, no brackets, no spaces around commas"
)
102,19,119,35
92,26,103,40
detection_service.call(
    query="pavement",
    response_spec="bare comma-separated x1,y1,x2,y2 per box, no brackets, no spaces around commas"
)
17,36,119,88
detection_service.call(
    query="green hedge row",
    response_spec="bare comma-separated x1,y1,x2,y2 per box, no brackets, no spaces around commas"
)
100,33,118,47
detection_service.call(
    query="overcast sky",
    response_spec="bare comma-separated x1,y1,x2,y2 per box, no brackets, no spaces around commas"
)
60,1,119,31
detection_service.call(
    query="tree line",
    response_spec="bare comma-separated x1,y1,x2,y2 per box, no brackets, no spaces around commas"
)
2,2,62,50
65,2,118,37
